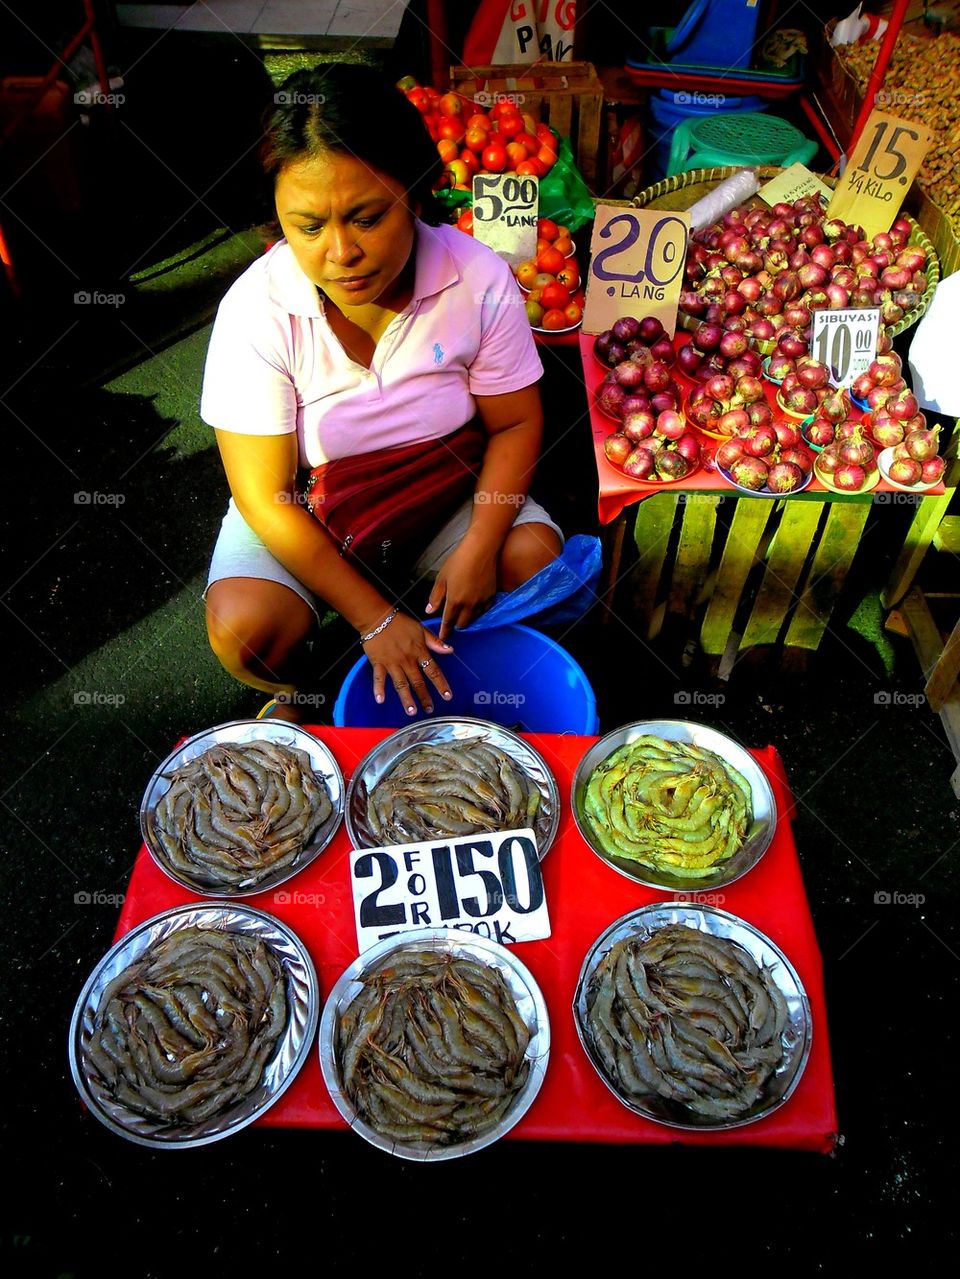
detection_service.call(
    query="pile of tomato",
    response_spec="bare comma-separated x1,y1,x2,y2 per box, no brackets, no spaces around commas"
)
401,80,560,191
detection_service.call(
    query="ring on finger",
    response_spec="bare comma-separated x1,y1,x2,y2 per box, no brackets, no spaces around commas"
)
418,658,432,670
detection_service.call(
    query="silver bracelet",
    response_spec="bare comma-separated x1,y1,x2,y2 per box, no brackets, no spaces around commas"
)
359,608,398,644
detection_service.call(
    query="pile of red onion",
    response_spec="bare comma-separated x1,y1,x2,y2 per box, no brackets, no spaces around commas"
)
815,425,881,491
715,420,815,493
604,409,701,482
885,428,944,486
853,351,928,449
681,196,929,360
594,316,684,422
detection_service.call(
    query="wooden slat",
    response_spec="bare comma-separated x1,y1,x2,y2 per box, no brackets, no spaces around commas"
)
631,493,679,636
784,500,872,650
699,498,773,657
599,514,627,621
576,92,602,187
548,95,573,139
881,491,955,608
925,615,960,711
740,502,825,650
667,495,721,619
933,516,960,554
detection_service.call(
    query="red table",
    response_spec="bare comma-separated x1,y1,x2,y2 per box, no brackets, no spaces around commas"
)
582,331,945,526
115,728,838,1151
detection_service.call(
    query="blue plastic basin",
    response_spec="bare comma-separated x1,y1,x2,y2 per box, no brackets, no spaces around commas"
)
333,622,598,734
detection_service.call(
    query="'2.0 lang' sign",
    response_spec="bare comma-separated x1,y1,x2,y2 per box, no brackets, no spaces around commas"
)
583,205,690,338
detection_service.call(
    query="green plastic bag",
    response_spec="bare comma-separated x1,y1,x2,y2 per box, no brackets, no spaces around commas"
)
433,130,595,231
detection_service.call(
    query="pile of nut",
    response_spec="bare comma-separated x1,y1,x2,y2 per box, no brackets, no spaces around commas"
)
836,31,960,221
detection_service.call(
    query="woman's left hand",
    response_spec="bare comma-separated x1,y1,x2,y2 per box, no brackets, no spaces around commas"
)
426,537,499,642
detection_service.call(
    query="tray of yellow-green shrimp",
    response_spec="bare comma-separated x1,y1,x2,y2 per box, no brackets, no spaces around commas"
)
571,721,776,891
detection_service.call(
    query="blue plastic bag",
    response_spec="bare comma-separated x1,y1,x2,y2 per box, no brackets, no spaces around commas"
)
466,534,602,631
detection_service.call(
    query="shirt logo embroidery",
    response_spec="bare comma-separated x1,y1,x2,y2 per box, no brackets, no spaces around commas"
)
433,343,444,365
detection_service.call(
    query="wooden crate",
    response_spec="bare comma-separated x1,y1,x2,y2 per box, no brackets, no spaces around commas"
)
627,493,875,668
448,61,603,188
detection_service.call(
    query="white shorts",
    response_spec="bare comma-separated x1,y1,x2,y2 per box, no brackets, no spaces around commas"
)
206,496,564,621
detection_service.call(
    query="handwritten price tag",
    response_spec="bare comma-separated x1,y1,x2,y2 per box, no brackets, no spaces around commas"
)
582,205,690,337
472,173,539,267
350,828,551,954
760,163,833,207
827,109,934,238
811,307,880,389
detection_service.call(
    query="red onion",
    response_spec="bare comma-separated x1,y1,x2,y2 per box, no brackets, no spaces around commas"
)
881,267,912,291
622,447,656,480
774,421,801,448
643,361,672,393
810,244,836,270
651,391,678,415
896,249,926,274
832,266,856,291
604,433,633,465
905,427,940,461
781,445,814,475
723,314,747,334
705,374,735,404
639,316,666,344
785,386,818,415
748,400,773,428
611,316,641,343
719,330,748,360
826,283,849,309
716,438,745,469
621,393,651,417
767,461,804,492
872,421,905,448
783,304,811,330
676,433,701,463
798,263,829,290
737,277,763,302
807,418,835,447
778,331,807,359
679,290,708,317
650,338,676,366
722,290,747,316
655,410,685,440
696,322,722,352
921,456,946,484
743,423,777,456
677,344,703,378
614,360,646,388
889,457,922,485
833,462,866,491
832,241,852,265
748,318,775,342
789,247,811,271
736,375,764,404
756,292,783,317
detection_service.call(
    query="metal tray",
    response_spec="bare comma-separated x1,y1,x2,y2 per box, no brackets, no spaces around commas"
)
139,720,344,897
345,717,560,858
573,903,812,1131
319,927,550,1160
571,719,777,891
69,903,320,1148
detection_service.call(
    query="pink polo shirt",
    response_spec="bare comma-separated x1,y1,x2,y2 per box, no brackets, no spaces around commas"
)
199,221,544,468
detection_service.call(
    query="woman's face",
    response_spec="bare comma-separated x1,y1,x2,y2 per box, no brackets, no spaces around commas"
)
275,150,418,312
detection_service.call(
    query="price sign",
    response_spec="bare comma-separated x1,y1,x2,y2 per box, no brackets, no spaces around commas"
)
582,204,690,337
472,173,539,267
760,162,833,207
350,827,551,954
827,109,934,238
811,307,880,389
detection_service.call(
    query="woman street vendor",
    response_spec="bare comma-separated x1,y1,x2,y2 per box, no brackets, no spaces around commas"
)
201,64,562,720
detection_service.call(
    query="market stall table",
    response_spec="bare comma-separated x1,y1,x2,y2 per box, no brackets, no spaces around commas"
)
582,331,950,659
113,726,838,1152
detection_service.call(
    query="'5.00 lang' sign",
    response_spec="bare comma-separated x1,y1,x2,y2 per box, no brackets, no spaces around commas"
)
583,205,690,338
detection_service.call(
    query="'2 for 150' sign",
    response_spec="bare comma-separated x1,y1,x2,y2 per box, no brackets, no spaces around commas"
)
349,828,551,954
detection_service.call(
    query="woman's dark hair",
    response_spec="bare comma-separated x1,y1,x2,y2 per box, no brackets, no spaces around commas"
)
261,64,445,225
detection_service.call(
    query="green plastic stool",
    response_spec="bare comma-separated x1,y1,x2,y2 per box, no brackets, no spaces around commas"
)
667,112,818,177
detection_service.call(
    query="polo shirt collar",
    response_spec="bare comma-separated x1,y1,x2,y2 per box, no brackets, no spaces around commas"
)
265,220,460,317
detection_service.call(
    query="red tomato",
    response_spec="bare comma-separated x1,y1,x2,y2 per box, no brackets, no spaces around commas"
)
482,143,507,173
464,125,488,153
537,145,558,170
540,281,571,311
438,117,465,144
459,148,480,176
466,112,491,132
515,260,539,289
515,132,540,157
490,100,518,122
553,234,575,257
541,308,568,330
563,299,583,326
438,92,463,117
555,262,580,290
496,111,523,140
406,87,429,113
437,139,459,165
456,209,474,234
517,157,546,178
536,246,566,276
537,218,559,241
505,142,528,170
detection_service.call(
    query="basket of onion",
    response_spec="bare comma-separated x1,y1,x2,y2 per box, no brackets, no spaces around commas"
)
594,317,685,424
637,168,939,359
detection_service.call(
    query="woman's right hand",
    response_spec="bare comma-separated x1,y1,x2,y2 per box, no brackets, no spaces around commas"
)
362,612,454,715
